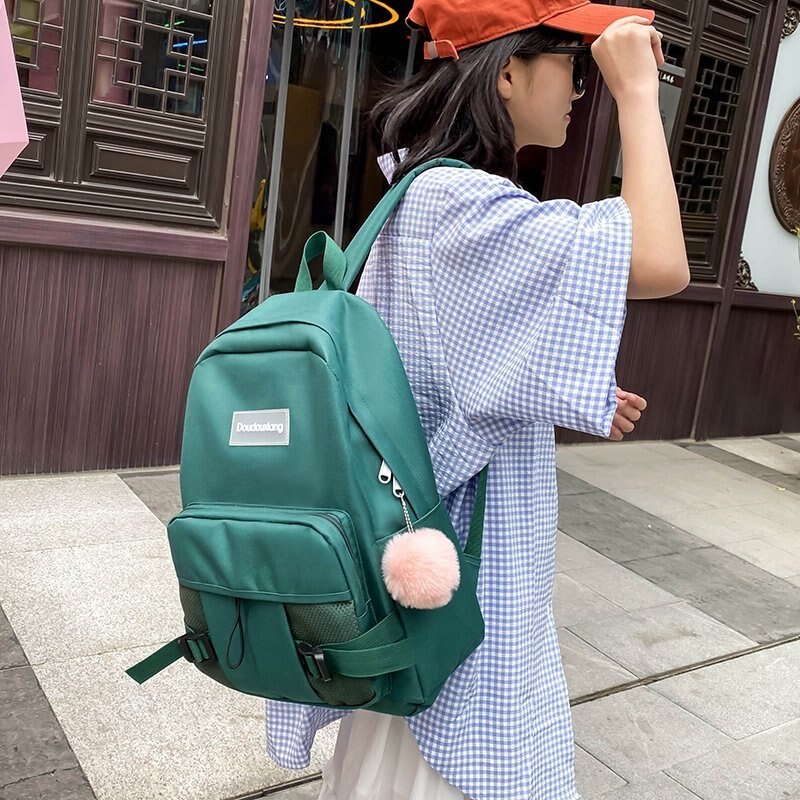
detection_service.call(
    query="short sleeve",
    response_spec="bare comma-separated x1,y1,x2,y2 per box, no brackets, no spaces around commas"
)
429,172,632,444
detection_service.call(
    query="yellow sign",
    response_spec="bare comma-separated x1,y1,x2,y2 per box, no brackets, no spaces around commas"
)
273,0,400,30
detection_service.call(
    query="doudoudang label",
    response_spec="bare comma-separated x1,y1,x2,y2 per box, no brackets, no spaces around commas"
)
229,409,290,446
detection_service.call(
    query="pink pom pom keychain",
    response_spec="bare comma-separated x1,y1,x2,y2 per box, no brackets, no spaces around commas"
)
380,473,460,609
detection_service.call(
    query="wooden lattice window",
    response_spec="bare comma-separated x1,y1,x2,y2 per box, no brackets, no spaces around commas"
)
675,55,745,216
6,0,64,93
603,0,771,282
0,0,243,226
94,0,211,118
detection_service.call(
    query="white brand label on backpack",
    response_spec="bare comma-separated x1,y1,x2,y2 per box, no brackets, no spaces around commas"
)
229,410,290,446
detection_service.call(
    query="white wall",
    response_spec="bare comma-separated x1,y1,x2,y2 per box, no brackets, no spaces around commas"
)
740,28,800,296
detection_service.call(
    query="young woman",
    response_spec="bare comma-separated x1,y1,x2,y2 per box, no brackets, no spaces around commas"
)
267,2,689,798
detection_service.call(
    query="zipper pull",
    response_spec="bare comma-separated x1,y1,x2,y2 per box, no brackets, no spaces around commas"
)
378,460,392,484
380,462,414,534
392,476,414,534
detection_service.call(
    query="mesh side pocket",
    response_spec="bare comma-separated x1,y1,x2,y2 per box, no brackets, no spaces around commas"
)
179,585,235,690
285,602,375,706
180,585,207,631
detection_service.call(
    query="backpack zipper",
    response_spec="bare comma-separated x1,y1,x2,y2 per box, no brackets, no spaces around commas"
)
180,503,358,562
315,512,355,560
315,512,370,611
378,461,415,536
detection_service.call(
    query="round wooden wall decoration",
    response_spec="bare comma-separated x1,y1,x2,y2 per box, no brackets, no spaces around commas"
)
783,6,799,39
770,98,800,233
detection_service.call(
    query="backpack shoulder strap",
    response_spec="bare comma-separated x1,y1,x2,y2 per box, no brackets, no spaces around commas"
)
295,158,472,294
340,157,471,291
342,158,472,291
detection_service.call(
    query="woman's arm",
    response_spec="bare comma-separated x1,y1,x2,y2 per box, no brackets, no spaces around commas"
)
593,18,691,299
618,89,690,299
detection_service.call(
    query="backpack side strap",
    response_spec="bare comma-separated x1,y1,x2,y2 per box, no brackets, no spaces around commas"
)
463,466,488,561
126,631,215,685
303,611,415,680
125,612,414,686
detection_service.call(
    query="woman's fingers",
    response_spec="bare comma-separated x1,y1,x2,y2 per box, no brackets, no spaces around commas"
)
616,389,648,412
622,407,642,423
613,413,636,433
650,26,666,67
610,390,649,440
629,394,648,411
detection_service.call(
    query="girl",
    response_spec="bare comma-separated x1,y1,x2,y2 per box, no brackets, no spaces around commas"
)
267,2,689,798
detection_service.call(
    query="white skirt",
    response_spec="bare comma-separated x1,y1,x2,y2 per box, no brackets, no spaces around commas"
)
318,711,469,800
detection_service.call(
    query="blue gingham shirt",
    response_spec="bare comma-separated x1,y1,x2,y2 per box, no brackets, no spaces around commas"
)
266,162,632,800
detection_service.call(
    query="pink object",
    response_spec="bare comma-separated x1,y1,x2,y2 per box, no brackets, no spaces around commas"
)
381,528,461,609
0,6,28,176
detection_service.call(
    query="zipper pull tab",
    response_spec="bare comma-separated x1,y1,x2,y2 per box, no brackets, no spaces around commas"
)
392,476,405,499
378,460,392,484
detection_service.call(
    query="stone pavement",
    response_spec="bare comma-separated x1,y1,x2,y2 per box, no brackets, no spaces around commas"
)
2,436,800,800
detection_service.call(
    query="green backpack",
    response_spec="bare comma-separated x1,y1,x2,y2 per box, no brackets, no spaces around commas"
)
126,159,486,716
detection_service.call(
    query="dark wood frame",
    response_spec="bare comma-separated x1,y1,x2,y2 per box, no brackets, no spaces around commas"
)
0,0,275,475
216,0,272,330
1,0,246,227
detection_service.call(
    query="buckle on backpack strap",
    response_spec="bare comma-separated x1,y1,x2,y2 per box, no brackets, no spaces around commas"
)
178,632,215,664
297,642,333,683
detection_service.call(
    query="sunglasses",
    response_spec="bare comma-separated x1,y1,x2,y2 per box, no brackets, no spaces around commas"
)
541,45,593,96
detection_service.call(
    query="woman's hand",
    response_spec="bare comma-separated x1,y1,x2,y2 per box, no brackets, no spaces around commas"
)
591,17,665,103
609,387,648,441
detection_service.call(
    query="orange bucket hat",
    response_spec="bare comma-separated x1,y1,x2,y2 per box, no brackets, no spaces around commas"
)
408,0,656,59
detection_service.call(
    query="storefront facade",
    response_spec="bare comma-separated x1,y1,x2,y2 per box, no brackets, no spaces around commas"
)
559,0,800,443
0,0,797,474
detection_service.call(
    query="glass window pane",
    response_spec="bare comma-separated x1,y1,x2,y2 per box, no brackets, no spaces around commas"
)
242,0,412,312
5,0,64,94
93,0,212,118
340,0,415,249
271,5,353,295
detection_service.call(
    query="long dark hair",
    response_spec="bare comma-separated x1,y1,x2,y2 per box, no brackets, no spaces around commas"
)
371,26,578,183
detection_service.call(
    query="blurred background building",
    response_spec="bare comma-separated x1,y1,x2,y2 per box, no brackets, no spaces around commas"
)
0,0,798,474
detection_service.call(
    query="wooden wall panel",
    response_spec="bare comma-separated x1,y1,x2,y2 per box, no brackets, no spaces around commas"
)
557,300,716,444
705,306,800,438
0,245,221,474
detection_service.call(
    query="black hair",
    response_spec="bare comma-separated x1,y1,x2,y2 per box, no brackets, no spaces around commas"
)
371,26,579,184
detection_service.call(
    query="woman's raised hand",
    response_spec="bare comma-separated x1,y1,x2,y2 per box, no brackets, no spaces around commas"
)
591,17,665,103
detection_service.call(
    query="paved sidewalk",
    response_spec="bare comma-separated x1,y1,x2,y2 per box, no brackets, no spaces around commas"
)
2,437,800,799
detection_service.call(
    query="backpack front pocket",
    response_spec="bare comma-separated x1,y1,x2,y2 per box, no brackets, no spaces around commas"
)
167,504,385,707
